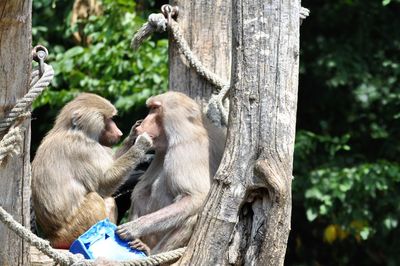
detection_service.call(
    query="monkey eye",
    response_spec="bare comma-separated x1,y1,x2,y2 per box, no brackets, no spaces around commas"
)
149,104,161,112
148,101,161,109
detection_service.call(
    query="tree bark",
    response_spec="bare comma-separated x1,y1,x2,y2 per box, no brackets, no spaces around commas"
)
176,0,300,265
168,0,232,107
0,1,32,265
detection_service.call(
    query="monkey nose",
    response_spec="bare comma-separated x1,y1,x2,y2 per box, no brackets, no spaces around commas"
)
135,126,142,134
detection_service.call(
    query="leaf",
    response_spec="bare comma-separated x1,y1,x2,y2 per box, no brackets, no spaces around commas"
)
306,209,318,222
359,228,370,240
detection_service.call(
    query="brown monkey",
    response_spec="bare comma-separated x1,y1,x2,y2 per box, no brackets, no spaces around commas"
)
32,93,152,249
117,91,226,254
70,0,101,45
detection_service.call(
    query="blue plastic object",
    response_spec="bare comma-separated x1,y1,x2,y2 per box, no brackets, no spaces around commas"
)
69,219,147,261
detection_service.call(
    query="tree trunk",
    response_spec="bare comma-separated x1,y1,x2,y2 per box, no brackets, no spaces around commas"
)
168,0,232,106
176,0,300,265
0,1,32,265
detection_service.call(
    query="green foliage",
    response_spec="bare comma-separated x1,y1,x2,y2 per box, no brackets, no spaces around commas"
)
304,162,400,234
288,0,400,264
32,0,168,112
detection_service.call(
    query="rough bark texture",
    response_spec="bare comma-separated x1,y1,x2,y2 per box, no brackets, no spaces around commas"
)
0,1,32,265
176,0,300,265
168,0,232,106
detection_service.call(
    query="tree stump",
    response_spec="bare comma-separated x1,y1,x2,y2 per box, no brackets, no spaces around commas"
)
174,0,300,264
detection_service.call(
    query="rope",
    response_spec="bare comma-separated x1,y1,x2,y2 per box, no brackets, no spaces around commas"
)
131,5,230,127
0,206,83,266
71,248,186,266
1,201,186,265
119,248,186,266
1,201,186,266
0,126,24,165
131,13,167,51
0,63,54,135
167,20,229,91
205,84,230,127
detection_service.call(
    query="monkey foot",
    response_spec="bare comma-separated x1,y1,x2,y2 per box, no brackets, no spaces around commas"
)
129,239,150,255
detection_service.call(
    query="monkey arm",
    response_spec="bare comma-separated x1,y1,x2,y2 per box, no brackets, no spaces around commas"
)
114,137,135,159
118,144,211,237
98,133,152,196
117,195,197,240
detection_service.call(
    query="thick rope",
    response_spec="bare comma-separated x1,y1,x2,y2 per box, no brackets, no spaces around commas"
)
1,201,186,266
205,84,230,127
71,248,186,266
0,63,54,135
167,20,229,91
0,126,24,165
131,13,167,51
130,5,309,127
131,9,230,127
0,206,83,266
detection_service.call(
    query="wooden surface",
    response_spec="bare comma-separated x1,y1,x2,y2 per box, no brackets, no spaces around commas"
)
0,1,32,265
168,0,232,107
30,247,70,266
176,0,300,265
30,247,55,266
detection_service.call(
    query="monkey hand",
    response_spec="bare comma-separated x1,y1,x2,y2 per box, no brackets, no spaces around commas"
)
134,132,153,151
121,119,144,147
116,220,143,241
131,119,143,134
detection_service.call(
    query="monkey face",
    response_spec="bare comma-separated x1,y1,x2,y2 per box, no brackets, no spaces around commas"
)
136,106,166,151
99,117,123,147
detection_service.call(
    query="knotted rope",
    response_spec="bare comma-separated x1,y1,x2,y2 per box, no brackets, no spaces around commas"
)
131,5,230,127
0,205,186,266
0,64,54,135
0,206,83,266
0,46,54,165
0,126,25,165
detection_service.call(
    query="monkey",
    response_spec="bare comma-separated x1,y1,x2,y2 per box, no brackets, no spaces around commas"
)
31,93,152,249
117,91,226,254
70,0,101,45
112,120,154,224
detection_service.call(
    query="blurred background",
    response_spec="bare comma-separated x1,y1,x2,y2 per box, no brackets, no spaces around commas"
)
31,0,400,265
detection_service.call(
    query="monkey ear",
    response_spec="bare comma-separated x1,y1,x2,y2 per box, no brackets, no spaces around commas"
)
188,107,202,122
152,101,162,107
71,111,80,129
148,100,162,109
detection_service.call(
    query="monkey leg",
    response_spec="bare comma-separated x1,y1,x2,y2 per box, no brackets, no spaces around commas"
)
50,192,107,249
151,215,198,254
104,196,118,224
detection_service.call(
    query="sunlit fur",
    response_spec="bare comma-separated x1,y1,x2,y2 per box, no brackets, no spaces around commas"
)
118,91,226,254
32,93,151,248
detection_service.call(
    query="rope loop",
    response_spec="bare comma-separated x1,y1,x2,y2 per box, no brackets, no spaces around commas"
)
131,5,230,127
161,4,179,24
